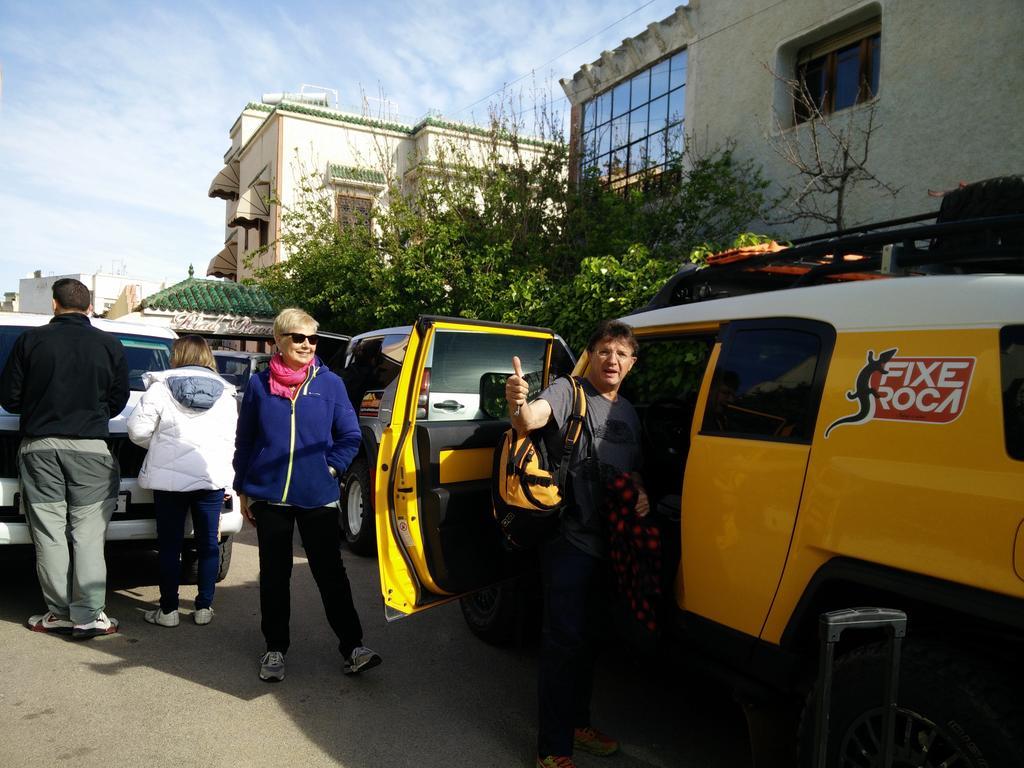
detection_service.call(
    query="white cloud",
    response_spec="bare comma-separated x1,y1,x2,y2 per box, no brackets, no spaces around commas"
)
0,0,683,293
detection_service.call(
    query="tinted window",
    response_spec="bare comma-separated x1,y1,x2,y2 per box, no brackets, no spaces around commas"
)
341,333,408,411
703,328,823,441
0,327,23,374
550,338,576,380
1001,326,1024,460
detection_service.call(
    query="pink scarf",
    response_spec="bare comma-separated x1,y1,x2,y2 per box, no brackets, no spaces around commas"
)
268,353,312,399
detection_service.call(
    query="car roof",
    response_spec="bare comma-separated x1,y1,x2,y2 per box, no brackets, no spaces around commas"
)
0,312,177,339
626,274,1024,333
348,325,412,343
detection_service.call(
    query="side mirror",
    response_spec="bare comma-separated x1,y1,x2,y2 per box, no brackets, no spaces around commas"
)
479,370,543,421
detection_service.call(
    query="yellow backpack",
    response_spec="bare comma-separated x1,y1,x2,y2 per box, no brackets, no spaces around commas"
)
491,376,587,549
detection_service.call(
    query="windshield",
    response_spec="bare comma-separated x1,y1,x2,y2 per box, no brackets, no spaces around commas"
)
0,326,173,392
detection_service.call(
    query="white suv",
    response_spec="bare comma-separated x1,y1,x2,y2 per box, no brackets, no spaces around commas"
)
0,313,244,580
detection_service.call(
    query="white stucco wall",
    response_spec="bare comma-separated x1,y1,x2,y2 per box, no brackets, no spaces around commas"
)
562,0,1024,236
220,102,549,281
17,273,167,315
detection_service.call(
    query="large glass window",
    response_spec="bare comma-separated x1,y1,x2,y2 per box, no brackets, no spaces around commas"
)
580,49,687,187
795,20,880,123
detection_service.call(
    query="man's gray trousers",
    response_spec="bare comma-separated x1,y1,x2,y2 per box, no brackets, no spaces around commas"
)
18,437,118,624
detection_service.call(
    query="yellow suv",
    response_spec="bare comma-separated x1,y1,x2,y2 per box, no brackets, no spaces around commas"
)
371,197,1024,765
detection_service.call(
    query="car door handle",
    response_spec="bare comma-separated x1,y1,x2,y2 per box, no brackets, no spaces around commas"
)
432,400,465,412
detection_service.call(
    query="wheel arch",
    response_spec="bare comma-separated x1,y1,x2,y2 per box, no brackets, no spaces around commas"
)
779,557,1024,667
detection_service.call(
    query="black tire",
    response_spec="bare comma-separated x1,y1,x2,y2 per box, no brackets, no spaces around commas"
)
459,582,524,646
933,175,1024,262
798,640,1024,767
180,537,233,584
340,458,376,557
936,175,1024,223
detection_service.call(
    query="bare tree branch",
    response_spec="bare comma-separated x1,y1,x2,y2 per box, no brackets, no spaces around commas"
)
763,62,901,230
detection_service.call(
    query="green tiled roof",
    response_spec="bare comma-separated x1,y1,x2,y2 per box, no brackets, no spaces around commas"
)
141,278,277,317
329,163,387,185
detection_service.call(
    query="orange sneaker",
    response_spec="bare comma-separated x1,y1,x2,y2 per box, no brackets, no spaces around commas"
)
536,757,576,768
573,726,619,756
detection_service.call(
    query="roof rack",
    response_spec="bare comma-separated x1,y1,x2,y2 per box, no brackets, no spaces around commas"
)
643,212,1024,311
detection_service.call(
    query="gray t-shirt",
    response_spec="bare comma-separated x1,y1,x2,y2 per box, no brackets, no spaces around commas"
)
539,376,642,559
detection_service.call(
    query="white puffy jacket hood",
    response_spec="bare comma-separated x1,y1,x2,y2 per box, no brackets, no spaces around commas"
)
127,366,238,492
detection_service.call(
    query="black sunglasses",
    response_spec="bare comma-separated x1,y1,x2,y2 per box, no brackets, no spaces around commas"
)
286,333,319,345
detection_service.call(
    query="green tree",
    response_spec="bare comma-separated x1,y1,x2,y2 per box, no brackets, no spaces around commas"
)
252,117,774,352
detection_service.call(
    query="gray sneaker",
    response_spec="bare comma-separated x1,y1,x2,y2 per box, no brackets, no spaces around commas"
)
259,651,285,682
144,608,180,627
343,645,382,675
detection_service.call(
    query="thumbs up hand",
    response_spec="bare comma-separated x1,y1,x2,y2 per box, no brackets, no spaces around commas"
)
506,355,529,411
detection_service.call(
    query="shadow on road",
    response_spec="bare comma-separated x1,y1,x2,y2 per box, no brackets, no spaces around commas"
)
0,529,752,768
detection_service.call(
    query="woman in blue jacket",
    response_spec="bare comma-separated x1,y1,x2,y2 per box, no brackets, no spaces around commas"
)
233,308,381,683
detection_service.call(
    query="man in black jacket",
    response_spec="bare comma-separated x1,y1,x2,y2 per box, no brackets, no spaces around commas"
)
0,278,129,638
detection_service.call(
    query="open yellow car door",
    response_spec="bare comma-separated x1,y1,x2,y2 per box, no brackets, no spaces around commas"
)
374,316,569,620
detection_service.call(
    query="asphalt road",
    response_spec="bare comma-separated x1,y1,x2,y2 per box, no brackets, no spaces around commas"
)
0,526,752,768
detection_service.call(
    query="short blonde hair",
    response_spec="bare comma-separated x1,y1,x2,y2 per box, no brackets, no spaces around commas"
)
171,335,216,371
273,307,319,339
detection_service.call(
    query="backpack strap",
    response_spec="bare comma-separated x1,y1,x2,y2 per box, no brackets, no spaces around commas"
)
554,376,586,490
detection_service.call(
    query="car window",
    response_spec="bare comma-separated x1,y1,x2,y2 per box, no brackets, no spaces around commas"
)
0,327,22,374
423,329,548,421
550,337,576,379
215,356,252,388
341,334,408,411
119,335,174,391
702,327,824,441
1001,325,1024,461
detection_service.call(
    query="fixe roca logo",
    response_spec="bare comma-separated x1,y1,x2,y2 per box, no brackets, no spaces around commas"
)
824,348,976,438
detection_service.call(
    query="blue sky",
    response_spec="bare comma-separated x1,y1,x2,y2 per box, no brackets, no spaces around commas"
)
0,0,684,296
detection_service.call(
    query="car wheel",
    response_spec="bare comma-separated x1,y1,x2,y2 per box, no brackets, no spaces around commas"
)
341,459,376,557
798,640,1024,767
180,537,233,584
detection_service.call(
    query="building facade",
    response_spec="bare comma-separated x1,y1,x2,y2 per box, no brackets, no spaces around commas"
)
207,95,549,282
13,270,167,316
560,0,1023,234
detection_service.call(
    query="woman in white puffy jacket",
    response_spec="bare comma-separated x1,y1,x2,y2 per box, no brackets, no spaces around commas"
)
128,335,237,627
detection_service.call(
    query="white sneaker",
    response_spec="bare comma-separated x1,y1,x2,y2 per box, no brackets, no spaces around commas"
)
72,611,119,639
144,608,180,627
193,607,214,625
26,611,74,634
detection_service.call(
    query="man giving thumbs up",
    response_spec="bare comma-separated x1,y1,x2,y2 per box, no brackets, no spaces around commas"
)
505,320,648,768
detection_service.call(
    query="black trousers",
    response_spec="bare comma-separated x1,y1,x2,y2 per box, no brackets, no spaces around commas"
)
537,535,604,758
253,501,363,657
